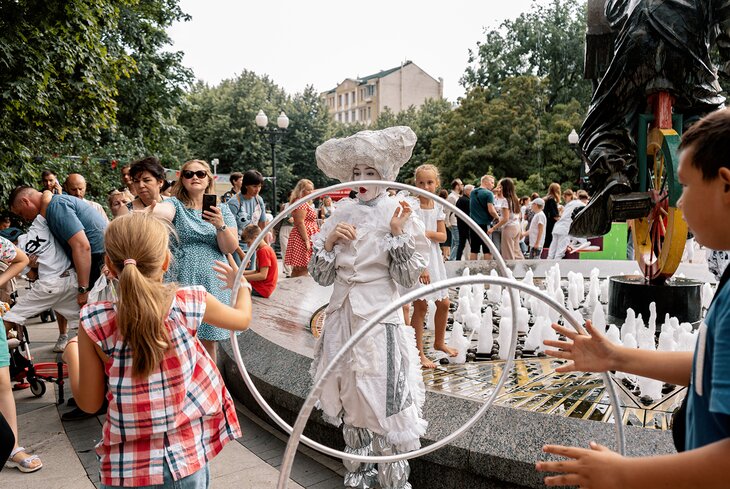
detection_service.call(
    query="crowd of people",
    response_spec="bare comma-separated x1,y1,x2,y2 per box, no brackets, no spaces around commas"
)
0,110,729,488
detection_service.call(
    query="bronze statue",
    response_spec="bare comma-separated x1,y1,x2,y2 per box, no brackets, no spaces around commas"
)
571,0,730,237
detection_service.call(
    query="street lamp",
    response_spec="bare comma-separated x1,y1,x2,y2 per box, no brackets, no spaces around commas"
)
255,109,289,213
568,128,590,189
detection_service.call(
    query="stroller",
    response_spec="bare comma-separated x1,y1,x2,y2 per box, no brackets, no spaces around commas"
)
7,322,68,404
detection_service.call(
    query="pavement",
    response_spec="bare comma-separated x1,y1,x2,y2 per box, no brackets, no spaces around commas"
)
2,275,345,488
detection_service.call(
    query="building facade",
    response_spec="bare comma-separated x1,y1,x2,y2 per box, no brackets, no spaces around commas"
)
322,61,443,125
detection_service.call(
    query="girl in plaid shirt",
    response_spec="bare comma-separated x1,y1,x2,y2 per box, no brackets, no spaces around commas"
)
63,213,252,488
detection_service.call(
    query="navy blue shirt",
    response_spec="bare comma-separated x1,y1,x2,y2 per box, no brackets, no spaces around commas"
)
45,194,107,258
687,276,730,449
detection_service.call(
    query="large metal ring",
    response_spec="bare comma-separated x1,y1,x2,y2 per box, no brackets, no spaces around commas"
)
221,181,623,488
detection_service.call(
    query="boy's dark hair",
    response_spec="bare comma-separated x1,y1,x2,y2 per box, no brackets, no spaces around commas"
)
230,172,243,184
680,108,730,180
241,224,262,243
242,170,264,187
129,156,165,181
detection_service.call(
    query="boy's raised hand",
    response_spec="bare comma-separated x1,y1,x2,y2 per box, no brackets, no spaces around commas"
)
543,320,617,374
536,441,626,488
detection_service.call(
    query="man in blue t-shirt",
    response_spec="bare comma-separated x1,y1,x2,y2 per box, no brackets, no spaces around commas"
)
535,108,730,488
10,186,107,308
469,174,499,260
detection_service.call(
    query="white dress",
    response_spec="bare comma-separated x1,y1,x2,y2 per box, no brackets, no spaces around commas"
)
399,203,449,302
307,194,428,451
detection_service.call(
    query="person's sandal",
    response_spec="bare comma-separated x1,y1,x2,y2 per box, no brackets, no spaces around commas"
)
5,447,43,473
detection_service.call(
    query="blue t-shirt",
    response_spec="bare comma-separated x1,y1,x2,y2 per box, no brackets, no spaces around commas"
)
45,194,108,257
469,187,495,226
227,193,266,236
686,278,730,450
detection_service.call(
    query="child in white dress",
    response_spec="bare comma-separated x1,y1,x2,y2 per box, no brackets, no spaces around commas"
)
402,164,457,368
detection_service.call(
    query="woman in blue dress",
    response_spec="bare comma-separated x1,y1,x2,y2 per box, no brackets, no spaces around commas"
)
155,160,239,362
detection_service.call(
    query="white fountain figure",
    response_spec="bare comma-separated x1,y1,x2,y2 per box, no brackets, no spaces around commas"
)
447,320,469,364
657,328,677,352
566,308,583,329
648,302,658,333
497,316,513,360
677,323,698,351
520,268,535,301
584,272,601,313
524,315,552,352
463,306,481,333
516,305,530,333
636,339,663,401
635,314,655,350
471,279,485,317
550,286,564,324
477,306,494,354
486,269,502,302
621,308,637,344
453,293,470,324
424,300,436,331
605,324,622,345
591,303,607,332
670,316,682,342
599,278,610,304
702,282,714,310
568,279,582,310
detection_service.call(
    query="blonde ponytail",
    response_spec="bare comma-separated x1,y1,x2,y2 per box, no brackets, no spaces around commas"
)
104,213,176,377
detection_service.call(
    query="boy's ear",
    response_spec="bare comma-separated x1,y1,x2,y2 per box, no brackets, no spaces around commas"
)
162,251,171,272
719,167,730,201
104,255,118,278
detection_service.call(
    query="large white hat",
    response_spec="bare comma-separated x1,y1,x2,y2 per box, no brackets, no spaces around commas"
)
315,126,417,183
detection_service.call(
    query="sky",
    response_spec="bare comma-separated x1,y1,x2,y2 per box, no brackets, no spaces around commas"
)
167,0,552,102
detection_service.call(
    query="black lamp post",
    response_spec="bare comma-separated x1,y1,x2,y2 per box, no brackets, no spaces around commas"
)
568,128,591,189
255,109,289,213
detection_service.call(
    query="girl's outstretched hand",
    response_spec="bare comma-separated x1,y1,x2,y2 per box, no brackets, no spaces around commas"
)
390,201,412,236
213,254,247,291
543,320,616,373
536,442,626,488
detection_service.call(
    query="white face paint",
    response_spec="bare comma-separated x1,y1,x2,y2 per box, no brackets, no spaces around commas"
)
352,164,384,202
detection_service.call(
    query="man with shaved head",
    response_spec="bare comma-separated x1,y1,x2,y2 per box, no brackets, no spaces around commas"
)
64,174,109,223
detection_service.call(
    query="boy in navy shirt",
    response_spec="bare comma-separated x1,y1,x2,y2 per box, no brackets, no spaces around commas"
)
537,108,730,488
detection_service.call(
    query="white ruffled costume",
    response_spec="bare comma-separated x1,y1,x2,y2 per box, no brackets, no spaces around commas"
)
308,126,428,489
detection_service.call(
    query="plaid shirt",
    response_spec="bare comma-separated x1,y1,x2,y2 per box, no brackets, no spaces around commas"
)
82,286,241,487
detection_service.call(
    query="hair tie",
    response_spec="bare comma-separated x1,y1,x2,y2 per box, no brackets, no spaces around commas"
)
123,258,137,266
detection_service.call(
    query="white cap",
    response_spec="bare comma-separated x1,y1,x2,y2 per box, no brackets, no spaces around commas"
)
532,197,545,207
315,126,417,183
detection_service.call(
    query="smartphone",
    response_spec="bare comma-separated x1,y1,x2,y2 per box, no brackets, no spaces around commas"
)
202,194,217,220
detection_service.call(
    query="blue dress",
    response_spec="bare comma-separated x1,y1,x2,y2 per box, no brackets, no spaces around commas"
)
166,197,237,341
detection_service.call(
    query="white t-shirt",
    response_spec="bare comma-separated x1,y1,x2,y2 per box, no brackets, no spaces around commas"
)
17,215,72,278
529,211,547,249
446,191,460,227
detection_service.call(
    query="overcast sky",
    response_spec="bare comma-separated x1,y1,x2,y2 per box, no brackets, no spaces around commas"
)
167,0,551,102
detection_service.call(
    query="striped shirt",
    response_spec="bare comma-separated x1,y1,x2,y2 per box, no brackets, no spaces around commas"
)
82,286,241,487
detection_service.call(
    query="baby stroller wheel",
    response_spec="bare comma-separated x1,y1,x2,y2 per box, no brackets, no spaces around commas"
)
29,379,46,397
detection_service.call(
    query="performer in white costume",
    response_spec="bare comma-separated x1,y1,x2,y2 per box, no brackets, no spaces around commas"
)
308,126,428,489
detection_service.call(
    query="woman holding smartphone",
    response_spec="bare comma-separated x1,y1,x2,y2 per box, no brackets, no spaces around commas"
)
153,160,238,362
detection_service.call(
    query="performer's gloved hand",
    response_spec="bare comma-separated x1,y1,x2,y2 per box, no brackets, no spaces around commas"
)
390,201,411,236
325,222,357,251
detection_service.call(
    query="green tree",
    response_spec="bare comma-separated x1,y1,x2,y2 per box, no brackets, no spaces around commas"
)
462,0,591,110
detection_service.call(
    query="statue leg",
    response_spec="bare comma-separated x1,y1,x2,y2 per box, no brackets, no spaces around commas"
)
342,424,378,489
372,433,412,489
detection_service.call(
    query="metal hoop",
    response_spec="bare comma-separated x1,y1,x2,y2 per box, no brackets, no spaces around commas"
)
220,181,623,488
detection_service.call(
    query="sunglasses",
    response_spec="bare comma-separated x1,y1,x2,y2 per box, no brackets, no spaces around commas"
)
182,170,208,179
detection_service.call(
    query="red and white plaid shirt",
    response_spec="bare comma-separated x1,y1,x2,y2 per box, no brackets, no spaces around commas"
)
82,286,241,487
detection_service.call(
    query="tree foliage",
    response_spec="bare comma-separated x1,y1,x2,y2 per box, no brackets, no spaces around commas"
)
0,0,192,206
461,0,591,110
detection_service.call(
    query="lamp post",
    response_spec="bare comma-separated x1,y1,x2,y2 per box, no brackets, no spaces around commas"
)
568,128,591,189
255,109,289,214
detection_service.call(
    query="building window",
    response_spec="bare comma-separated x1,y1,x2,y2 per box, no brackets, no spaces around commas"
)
338,94,342,107
365,85,375,98
367,107,371,120
352,91,356,105
345,93,349,106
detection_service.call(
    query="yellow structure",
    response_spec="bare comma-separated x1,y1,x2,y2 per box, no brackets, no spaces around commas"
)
322,61,443,125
